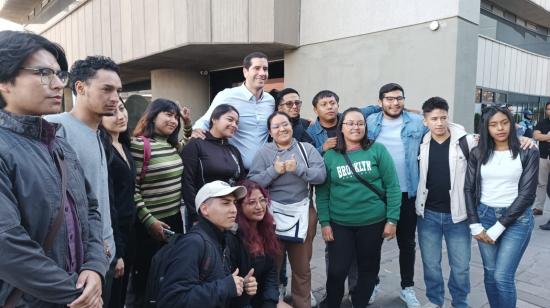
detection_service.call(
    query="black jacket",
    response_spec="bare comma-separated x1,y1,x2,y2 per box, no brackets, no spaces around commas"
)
465,146,539,227
158,219,237,308
291,117,314,144
180,132,245,222
0,110,106,307
227,231,278,308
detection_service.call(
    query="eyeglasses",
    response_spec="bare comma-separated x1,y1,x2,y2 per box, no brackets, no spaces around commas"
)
342,121,365,128
280,100,302,109
270,122,291,130
20,67,69,87
383,96,405,103
245,198,267,207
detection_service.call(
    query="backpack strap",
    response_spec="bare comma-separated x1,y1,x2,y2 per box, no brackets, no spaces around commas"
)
458,135,469,161
139,136,152,183
4,148,68,308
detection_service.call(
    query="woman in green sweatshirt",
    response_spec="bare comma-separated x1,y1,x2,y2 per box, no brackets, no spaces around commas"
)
316,107,401,308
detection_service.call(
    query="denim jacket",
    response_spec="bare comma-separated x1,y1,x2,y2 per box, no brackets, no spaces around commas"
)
0,110,107,307
307,105,381,155
367,111,427,198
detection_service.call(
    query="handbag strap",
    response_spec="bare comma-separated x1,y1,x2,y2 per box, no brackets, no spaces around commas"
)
139,136,151,183
296,142,313,200
4,148,68,308
342,152,386,202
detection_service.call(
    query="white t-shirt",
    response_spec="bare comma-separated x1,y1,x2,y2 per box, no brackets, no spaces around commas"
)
480,150,523,207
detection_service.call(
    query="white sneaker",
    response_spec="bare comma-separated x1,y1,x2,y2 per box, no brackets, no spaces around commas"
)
422,302,441,308
311,291,318,307
369,283,380,304
278,284,286,300
399,287,421,308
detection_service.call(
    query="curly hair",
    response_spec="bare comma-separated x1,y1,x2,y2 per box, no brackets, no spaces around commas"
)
69,55,119,95
236,180,279,257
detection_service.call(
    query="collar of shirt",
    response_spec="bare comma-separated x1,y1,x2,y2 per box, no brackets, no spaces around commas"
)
236,83,264,103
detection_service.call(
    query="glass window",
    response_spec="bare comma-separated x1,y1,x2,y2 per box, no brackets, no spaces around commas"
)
482,90,494,103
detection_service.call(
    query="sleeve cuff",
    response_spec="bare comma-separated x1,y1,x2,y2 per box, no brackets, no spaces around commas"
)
320,221,330,227
469,223,484,236
486,221,506,241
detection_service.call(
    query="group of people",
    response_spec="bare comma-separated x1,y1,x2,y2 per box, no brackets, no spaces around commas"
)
0,29,542,308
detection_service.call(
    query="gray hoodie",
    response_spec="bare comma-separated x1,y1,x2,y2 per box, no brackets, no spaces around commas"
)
248,139,326,204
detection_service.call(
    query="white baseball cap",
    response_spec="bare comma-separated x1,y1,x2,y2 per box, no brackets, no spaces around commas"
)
195,180,247,213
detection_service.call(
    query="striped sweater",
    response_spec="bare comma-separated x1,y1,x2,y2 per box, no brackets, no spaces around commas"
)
130,136,184,227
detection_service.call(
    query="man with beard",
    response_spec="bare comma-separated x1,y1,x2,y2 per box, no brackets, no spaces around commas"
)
366,83,426,308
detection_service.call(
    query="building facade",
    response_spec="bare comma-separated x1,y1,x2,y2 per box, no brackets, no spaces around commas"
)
1,0,549,130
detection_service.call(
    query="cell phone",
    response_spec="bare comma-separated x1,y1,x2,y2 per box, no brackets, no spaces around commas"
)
163,228,175,238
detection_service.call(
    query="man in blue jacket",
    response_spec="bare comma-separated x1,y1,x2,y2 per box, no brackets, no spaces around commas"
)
366,83,427,308
0,30,106,308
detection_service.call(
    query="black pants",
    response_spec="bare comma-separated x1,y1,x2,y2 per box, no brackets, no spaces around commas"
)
132,212,183,308
326,221,385,308
109,220,136,308
396,193,417,288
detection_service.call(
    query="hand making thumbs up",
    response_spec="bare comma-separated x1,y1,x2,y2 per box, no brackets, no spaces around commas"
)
284,154,297,173
232,268,244,296
274,156,286,175
243,268,258,296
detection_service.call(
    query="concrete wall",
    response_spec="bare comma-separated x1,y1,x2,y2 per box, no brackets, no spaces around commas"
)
150,69,211,122
530,0,550,11
40,0,300,66
476,36,550,97
285,16,479,130
299,0,479,45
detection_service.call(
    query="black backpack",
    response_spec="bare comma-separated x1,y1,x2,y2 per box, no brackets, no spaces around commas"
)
145,231,212,308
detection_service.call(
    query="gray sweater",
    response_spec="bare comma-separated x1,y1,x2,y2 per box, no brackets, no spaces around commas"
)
248,139,326,204
45,112,116,263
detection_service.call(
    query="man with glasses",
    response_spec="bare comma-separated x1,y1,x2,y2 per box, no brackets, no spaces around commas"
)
366,83,426,308
275,88,314,144
45,56,122,305
0,30,106,307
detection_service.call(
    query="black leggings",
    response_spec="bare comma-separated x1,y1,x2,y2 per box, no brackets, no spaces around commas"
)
326,221,385,308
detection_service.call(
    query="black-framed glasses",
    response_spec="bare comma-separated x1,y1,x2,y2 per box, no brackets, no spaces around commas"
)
20,67,69,87
280,100,302,109
342,121,365,128
383,96,405,103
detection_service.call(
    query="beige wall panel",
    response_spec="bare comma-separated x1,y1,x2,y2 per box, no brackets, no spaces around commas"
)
151,69,211,117
110,0,122,62
144,0,160,54
274,0,299,46
100,0,112,57
249,0,274,43
174,0,189,45
483,39,492,88
65,17,73,65
120,0,133,61
84,3,94,57
187,0,211,43
299,0,479,45
131,0,146,59
511,48,519,93
58,20,66,46
542,60,549,96
286,18,475,129
211,0,248,43
71,13,80,63
92,0,103,55
158,0,175,51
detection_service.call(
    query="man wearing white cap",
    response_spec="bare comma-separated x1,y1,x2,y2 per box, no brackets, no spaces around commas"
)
157,181,258,307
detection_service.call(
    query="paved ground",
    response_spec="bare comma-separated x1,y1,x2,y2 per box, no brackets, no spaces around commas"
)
284,205,550,307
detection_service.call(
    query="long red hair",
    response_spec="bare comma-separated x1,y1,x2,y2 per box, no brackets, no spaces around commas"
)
236,180,279,257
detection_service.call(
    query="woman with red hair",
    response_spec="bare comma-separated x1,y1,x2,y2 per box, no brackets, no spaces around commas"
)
229,180,290,308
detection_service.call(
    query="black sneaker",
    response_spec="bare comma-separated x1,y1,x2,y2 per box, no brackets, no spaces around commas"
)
540,221,550,230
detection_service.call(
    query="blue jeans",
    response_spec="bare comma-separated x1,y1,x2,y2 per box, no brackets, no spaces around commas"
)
477,203,534,308
418,209,471,308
